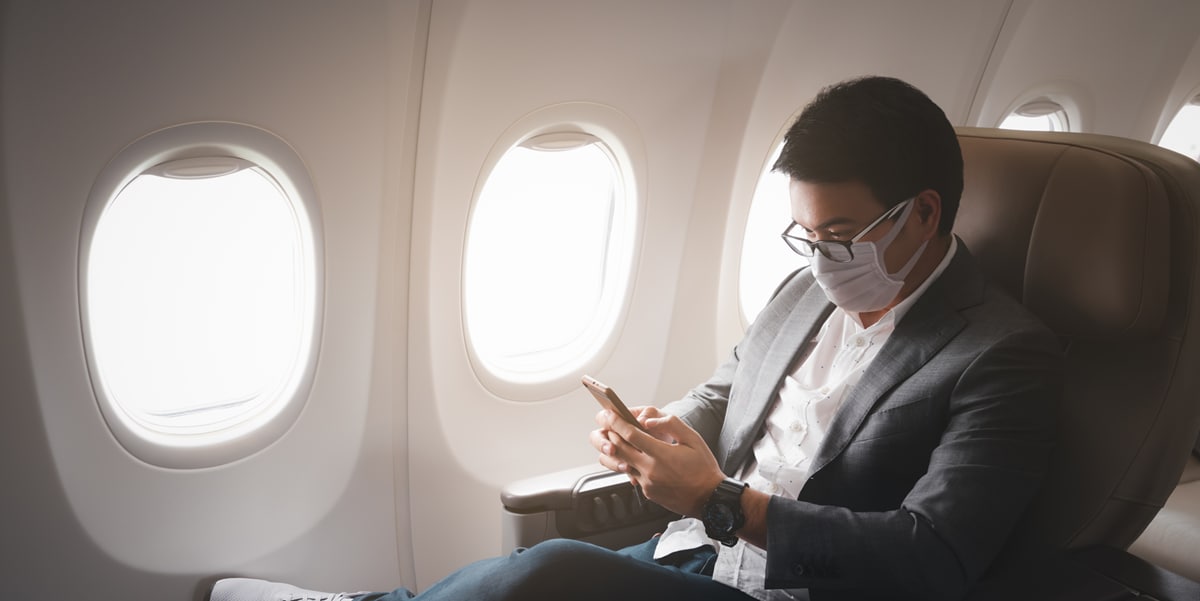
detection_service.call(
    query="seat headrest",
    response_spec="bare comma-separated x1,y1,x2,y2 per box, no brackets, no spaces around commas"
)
955,128,1170,339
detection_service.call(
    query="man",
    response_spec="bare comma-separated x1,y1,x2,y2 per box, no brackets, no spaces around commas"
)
212,76,1061,601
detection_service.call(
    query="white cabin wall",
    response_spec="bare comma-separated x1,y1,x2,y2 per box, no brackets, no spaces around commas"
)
652,0,793,404
1,1,422,597
970,0,1200,138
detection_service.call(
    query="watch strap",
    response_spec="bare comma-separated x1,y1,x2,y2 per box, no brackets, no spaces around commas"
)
702,477,748,546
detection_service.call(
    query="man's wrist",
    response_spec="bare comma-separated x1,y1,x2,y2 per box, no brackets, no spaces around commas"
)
701,477,748,546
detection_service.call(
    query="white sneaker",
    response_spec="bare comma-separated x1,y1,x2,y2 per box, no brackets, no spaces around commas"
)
210,578,358,601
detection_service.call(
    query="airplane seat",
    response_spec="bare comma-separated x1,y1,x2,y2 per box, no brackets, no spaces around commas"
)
953,127,1200,568
500,127,1200,597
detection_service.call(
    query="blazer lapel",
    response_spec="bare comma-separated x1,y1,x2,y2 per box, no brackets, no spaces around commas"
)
720,279,834,473
806,243,984,479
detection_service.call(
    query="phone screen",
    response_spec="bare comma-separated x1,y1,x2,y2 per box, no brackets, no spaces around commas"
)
582,375,647,432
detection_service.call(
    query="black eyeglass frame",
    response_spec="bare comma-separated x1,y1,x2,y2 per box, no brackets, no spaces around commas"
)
780,196,915,263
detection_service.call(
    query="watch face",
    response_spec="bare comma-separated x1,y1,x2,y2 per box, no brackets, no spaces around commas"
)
706,502,735,531
703,478,746,545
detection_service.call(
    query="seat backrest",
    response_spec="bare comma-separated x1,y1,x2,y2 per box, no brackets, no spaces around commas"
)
953,127,1200,568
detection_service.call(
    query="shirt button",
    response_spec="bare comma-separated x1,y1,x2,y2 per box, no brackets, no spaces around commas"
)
854,337,866,347
789,420,804,432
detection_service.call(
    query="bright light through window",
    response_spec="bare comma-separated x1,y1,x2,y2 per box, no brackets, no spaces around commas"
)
1159,99,1200,161
464,136,632,380
86,160,315,439
739,142,808,324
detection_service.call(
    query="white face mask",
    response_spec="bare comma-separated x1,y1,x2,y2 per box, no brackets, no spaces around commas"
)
809,199,927,313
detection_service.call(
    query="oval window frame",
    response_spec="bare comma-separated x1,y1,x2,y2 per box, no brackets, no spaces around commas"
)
79,121,324,469
462,102,645,401
999,98,1069,132
996,89,1082,133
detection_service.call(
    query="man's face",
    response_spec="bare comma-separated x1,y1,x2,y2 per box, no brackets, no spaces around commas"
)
787,179,929,276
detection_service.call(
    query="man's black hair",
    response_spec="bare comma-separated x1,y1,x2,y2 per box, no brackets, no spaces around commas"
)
772,76,963,235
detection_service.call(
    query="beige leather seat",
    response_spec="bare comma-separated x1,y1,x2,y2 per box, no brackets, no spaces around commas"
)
953,127,1200,574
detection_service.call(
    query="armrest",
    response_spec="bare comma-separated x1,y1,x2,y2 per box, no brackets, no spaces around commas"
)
500,465,677,551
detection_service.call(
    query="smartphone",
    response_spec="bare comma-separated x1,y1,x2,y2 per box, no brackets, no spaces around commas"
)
582,375,647,432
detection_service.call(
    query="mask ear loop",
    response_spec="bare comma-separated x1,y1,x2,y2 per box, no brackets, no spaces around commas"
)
872,199,914,248
873,200,927,281
889,239,929,280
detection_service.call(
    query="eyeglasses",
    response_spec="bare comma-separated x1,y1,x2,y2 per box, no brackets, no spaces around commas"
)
780,197,914,263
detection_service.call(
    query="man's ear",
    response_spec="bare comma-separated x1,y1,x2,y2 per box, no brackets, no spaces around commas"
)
913,189,943,240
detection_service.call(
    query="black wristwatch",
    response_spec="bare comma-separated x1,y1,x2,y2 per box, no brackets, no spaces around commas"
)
702,477,748,546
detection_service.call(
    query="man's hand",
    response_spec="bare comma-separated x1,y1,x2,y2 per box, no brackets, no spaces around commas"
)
589,406,725,518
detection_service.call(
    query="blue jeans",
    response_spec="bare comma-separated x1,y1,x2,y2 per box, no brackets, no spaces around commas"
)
354,537,752,601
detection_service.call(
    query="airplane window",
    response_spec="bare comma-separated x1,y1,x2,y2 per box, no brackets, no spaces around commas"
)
1158,95,1200,161
464,133,634,383
83,150,318,465
739,141,808,324
999,98,1069,132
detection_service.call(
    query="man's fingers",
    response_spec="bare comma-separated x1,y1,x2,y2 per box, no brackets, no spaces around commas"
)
597,447,642,478
630,405,662,420
642,414,703,447
594,408,614,427
607,412,660,452
588,428,614,456
596,451,623,473
597,424,655,480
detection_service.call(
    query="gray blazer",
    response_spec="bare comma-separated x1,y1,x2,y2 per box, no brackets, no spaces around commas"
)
665,241,1062,601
